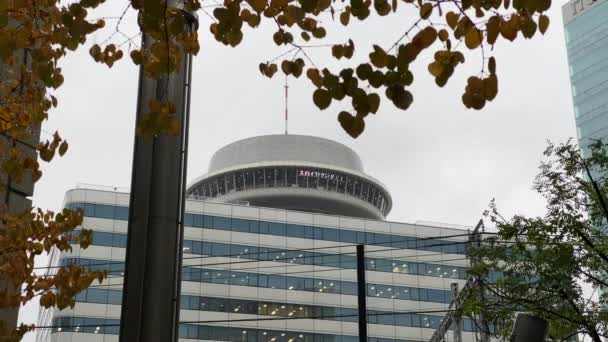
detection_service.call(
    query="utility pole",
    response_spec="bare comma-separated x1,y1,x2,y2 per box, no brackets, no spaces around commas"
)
428,220,485,342
428,278,475,342
451,283,462,342
119,3,198,342
470,224,491,342
356,244,368,342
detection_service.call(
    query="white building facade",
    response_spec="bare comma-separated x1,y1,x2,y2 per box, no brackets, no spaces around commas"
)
36,135,475,342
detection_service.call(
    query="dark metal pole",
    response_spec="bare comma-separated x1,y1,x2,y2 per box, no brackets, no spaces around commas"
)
356,244,368,342
583,159,608,223
469,225,490,342
451,283,462,342
119,5,198,342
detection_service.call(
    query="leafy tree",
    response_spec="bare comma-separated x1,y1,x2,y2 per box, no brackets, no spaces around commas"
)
462,140,608,342
1,0,556,339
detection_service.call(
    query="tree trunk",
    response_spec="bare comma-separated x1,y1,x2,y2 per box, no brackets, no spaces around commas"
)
587,327,603,342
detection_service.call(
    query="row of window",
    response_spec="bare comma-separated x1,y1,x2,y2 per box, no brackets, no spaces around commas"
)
571,58,608,89
569,30,608,63
187,166,390,214
62,258,453,303
565,2,608,43
570,45,608,75
65,202,468,255
52,317,420,342
77,230,468,279
72,288,477,332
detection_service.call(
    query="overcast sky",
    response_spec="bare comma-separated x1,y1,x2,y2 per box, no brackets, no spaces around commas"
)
18,1,578,339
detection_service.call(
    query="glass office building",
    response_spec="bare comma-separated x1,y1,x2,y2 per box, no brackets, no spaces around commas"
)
563,0,608,306
36,135,474,342
563,0,608,156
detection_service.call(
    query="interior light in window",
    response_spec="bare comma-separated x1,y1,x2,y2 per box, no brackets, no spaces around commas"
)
299,335,304,338
280,306,286,309
281,333,286,336
263,332,268,335
288,286,294,290
242,331,247,334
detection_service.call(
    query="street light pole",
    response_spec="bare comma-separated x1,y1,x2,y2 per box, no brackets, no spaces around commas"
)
119,4,198,342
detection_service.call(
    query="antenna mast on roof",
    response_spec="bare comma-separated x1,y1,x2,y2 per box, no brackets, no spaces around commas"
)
284,75,289,135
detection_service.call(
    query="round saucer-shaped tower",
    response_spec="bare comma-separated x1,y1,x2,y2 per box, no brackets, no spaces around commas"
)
186,135,392,220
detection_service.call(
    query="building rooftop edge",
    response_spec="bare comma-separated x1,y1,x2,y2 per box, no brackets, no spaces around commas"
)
64,187,475,235
207,134,366,174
